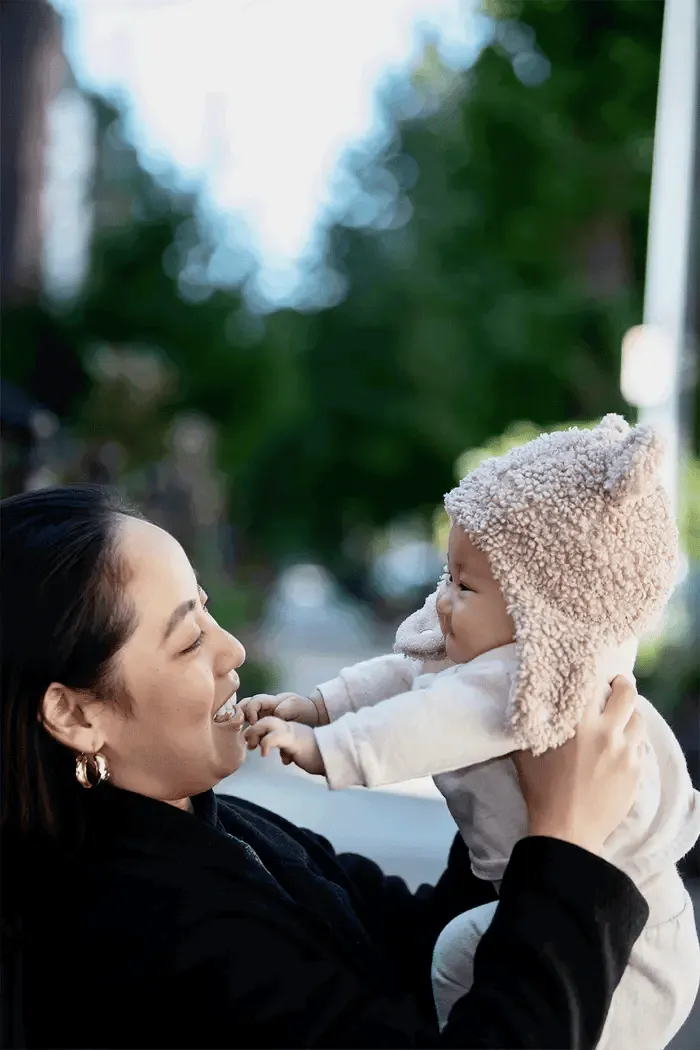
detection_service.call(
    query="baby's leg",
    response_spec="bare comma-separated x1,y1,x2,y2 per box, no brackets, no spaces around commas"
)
431,900,498,1030
596,872,700,1050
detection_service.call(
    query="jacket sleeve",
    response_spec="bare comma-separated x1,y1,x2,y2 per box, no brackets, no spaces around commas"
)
167,837,649,1049
316,652,421,720
334,832,499,1018
315,661,516,790
442,837,650,1048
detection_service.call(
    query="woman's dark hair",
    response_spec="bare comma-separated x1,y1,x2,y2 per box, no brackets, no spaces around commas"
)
1,486,142,1048
1,484,141,846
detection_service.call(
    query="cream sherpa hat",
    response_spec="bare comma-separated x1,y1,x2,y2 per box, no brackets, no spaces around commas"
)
394,414,678,754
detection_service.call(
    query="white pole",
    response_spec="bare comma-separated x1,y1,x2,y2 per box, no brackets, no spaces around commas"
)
634,0,699,512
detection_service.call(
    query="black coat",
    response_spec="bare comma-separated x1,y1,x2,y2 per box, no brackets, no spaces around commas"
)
16,785,648,1049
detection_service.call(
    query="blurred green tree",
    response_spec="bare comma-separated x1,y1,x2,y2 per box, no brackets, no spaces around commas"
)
4,0,679,588
234,0,669,576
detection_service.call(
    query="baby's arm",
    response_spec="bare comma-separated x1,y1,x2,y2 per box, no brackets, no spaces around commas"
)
316,652,423,720
315,661,518,790
240,652,423,730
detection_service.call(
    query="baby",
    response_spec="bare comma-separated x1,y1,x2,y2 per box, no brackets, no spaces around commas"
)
242,415,700,1049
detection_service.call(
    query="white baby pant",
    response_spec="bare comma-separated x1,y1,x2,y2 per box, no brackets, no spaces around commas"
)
431,867,700,1050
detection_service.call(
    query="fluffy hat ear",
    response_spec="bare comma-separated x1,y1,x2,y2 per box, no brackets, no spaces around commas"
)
598,412,631,438
393,586,447,660
604,424,666,504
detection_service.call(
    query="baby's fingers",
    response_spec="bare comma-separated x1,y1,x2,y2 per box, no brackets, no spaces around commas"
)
240,694,278,725
260,728,292,758
244,715,290,756
244,715,274,747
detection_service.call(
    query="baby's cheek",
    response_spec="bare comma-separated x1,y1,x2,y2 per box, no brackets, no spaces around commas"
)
452,604,473,633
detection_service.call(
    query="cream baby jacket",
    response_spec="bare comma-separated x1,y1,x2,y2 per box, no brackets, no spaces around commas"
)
314,416,699,890
314,641,700,888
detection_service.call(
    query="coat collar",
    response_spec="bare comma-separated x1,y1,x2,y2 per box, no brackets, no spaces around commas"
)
81,783,383,982
84,782,220,848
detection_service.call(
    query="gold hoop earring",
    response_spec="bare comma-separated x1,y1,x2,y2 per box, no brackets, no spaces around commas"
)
75,752,110,789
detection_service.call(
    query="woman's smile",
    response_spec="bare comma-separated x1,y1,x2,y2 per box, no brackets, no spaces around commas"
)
213,702,245,728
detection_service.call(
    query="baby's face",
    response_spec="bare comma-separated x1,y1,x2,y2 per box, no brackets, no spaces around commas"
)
437,526,515,664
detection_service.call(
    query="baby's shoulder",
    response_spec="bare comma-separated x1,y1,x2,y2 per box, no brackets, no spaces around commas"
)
414,647,517,693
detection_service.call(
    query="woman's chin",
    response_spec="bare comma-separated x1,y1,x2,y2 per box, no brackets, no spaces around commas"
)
215,734,248,779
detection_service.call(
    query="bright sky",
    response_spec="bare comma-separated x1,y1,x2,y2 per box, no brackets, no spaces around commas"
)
52,0,484,300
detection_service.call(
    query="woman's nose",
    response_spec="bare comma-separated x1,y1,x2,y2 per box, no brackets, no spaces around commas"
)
217,627,246,675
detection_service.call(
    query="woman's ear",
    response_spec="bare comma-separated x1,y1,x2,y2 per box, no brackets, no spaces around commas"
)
40,683,104,754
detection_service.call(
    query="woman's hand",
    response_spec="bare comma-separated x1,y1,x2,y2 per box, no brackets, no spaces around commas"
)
513,675,647,856
239,691,328,727
244,716,326,775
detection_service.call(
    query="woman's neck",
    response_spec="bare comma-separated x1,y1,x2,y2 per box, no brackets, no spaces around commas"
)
166,797,194,814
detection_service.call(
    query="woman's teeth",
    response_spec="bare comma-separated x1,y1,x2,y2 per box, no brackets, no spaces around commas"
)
213,695,238,723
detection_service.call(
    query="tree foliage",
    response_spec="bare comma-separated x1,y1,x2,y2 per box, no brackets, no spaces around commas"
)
231,0,667,569
5,0,681,582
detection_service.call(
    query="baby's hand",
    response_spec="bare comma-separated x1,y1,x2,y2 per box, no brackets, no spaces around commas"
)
240,691,327,727
244,717,325,776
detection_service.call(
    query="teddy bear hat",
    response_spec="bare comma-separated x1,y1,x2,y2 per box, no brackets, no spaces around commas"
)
395,414,678,754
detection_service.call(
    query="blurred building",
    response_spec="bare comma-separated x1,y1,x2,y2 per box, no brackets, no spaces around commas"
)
1,0,95,493
41,64,96,302
1,0,97,304
1,0,63,306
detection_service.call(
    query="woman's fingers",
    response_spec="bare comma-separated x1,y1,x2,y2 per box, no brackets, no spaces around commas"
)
623,709,649,759
601,675,638,730
514,676,645,856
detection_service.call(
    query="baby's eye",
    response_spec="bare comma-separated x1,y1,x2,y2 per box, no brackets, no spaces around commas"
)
459,583,471,593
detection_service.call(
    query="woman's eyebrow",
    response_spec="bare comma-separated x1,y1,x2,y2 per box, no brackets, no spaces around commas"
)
162,599,197,644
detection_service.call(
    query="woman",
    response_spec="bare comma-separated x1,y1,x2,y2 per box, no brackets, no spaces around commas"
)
1,485,649,1049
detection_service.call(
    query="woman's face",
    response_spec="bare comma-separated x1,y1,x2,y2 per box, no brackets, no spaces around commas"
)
91,516,247,803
